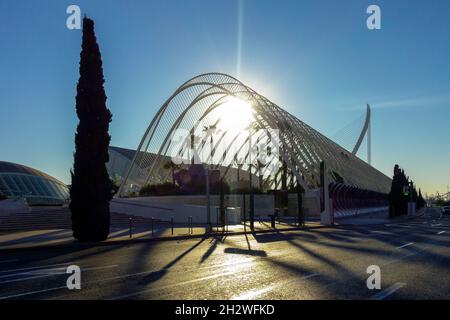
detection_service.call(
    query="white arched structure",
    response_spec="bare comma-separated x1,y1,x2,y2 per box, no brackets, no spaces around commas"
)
117,73,390,197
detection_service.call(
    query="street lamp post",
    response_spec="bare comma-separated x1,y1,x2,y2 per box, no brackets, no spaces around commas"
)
248,126,254,230
206,168,211,231
204,125,216,232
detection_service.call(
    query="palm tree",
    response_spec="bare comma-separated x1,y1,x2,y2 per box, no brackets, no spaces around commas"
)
164,160,181,186
203,124,217,166
233,154,244,182
256,160,266,190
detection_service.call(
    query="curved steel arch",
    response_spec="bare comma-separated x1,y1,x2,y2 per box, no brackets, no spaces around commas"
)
117,73,391,197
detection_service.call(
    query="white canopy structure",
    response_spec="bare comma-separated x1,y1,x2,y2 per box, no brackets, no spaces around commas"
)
117,73,390,197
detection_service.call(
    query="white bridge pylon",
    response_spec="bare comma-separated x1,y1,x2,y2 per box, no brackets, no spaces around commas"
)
352,104,371,165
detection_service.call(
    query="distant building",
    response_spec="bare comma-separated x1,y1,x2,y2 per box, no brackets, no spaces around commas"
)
0,161,69,205
107,146,155,193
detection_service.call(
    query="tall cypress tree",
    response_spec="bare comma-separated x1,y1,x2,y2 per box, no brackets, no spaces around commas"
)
389,164,404,217
417,189,426,208
70,17,113,242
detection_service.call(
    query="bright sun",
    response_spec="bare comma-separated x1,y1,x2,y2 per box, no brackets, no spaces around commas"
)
218,96,254,133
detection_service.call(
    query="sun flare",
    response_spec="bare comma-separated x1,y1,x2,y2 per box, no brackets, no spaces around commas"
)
217,96,254,133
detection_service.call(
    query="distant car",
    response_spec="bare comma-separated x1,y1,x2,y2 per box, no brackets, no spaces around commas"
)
442,206,450,215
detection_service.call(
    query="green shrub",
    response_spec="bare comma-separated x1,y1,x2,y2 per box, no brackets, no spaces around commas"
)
139,182,182,196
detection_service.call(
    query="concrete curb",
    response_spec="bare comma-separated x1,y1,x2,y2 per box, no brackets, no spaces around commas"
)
0,224,332,254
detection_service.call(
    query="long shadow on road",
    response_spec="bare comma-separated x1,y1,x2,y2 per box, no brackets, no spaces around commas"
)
138,238,206,286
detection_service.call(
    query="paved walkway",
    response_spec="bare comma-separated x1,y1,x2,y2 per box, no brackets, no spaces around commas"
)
0,220,321,251
0,208,419,251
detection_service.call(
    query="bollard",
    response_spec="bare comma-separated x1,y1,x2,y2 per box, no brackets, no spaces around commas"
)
129,217,132,238
216,208,219,229
171,217,174,235
188,216,191,234
225,209,229,232
151,217,154,238
190,216,193,234
270,214,275,228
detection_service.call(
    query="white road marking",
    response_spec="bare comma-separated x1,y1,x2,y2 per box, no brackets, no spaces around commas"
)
396,242,414,249
231,285,277,300
10,246,307,300
231,273,318,300
437,231,446,235
431,223,442,227
370,230,394,235
384,250,420,266
0,262,75,274
0,267,67,279
0,265,118,284
0,259,19,264
198,259,254,271
0,285,68,300
369,282,406,300
110,270,238,300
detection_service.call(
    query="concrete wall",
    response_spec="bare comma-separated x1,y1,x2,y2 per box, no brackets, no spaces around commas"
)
111,192,323,223
284,189,321,218
0,199,29,216
110,194,274,224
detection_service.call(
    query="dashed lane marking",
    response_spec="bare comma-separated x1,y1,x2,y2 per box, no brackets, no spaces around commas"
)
369,282,406,300
370,230,394,235
0,265,118,285
396,242,414,249
0,262,75,274
0,285,68,300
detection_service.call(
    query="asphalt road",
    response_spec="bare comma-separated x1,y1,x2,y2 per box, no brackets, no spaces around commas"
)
0,207,449,300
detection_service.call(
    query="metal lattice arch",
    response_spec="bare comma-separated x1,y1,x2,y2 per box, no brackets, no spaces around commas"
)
117,73,391,197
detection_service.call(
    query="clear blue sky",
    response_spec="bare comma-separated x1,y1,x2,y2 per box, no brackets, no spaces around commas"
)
1,0,449,195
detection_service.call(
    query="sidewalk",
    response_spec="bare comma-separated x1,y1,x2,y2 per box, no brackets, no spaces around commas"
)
0,209,424,252
334,207,425,226
0,219,323,251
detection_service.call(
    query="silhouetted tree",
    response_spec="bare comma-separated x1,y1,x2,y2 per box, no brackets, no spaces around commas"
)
417,189,426,209
389,164,425,217
411,181,418,208
163,160,181,186
70,17,114,242
389,164,406,217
